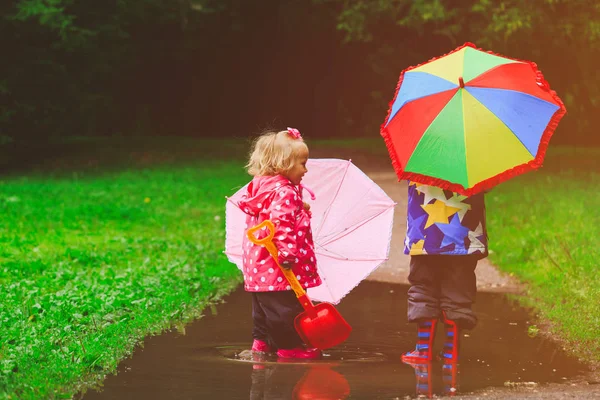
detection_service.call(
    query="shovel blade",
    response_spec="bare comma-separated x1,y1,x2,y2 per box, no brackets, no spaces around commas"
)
294,303,352,350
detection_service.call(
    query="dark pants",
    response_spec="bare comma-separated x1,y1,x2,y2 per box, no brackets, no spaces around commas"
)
252,291,304,350
407,255,478,330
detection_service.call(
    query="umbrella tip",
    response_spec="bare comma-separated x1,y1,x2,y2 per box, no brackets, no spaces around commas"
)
459,77,465,88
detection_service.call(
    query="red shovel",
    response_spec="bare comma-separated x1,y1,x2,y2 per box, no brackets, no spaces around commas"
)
247,220,352,350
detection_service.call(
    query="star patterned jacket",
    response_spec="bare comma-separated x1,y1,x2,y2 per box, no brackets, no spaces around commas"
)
238,174,322,292
404,182,488,258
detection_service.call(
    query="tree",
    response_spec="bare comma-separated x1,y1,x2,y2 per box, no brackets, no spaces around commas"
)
0,0,227,143
316,0,600,144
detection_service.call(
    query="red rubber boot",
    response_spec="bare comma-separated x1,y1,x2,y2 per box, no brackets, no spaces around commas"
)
401,319,437,363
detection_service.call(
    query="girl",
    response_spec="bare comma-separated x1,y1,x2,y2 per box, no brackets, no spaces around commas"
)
238,127,322,360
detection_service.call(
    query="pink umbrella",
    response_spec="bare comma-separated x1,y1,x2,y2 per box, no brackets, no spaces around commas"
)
225,158,396,304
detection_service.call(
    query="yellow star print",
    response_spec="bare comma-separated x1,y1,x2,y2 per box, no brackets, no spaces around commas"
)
409,240,426,255
421,199,461,228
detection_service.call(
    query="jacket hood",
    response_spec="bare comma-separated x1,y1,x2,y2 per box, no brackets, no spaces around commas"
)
238,175,292,216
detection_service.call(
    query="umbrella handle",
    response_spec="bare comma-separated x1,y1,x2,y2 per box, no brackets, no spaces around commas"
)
247,220,311,302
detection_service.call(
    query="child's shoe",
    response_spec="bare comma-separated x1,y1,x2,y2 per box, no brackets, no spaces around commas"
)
401,319,437,363
440,311,460,362
277,347,322,360
251,339,272,354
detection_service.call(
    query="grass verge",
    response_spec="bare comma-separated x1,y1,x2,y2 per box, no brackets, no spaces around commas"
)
486,146,600,363
0,147,249,399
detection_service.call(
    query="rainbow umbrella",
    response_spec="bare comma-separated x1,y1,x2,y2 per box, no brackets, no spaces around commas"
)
381,42,566,195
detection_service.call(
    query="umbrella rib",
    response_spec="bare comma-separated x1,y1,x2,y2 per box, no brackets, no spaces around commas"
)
226,196,241,209
318,203,396,248
314,244,389,262
314,160,351,239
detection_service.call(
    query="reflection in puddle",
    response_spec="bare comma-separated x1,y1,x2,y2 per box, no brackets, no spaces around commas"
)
221,345,388,365
83,282,588,399
248,363,351,400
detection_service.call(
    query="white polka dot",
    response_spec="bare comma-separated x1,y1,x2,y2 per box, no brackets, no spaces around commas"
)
261,277,266,282
275,205,281,210
287,243,293,249
260,260,266,265
295,258,299,263
249,259,253,264
285,227,292,232
304,282,309,287
255,285,259,290
257,203,262,208
282,251,288,256
249,276,253,281
298,231,303,236
268,268,274,273
310,257,314,262
293,235,296,240
305,266,309,271
276,182,281,187
285,200,290,205
286,285,291,290
261,226,266,230
269,286,274,291
278,235,284,240
304,222,309,226
254,250,259,256
253,268,257,273
244,208,249,212
277,277,283,282
296,275,301,280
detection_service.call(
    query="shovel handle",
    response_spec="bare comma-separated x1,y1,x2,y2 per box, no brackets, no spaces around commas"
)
246,220,308,300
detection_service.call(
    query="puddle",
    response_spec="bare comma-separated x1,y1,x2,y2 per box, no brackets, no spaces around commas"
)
220,345,388,365
83,281,587,399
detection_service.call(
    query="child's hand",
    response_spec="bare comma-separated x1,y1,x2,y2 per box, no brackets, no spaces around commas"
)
303,202,311,211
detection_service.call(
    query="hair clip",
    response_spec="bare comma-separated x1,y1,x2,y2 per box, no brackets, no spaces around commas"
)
287,127,302,139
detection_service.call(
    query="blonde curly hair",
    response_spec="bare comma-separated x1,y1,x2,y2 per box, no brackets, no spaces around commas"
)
246,130,308,176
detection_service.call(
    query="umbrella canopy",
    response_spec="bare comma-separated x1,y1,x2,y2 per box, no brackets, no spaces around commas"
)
225,158,396,304
381,42,566,195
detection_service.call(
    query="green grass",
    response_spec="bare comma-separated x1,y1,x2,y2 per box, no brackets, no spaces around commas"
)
486,146,600,362
0,152,249,399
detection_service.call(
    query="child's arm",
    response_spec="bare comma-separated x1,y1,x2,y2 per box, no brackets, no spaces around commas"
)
269,188,302,269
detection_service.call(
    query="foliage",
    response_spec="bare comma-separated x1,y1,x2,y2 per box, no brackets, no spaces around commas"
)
0,0,227,142
315,0,600,145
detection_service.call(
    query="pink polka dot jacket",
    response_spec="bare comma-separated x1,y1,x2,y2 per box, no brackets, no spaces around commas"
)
238,174,322,292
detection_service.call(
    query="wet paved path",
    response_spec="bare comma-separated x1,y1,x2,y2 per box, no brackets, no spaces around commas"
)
83,281,587,399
